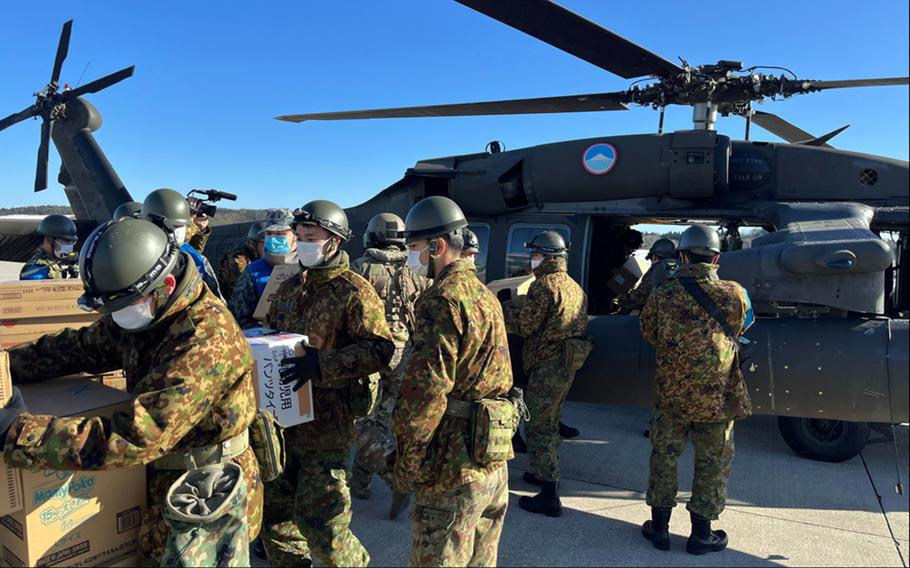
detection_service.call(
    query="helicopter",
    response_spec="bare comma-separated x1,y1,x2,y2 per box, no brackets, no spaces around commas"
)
0,2,907,464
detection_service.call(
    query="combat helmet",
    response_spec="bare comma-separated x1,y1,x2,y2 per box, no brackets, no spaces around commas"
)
403,196,468,241
112,201,142,221
648,238,677,260
37,214,77,241
292,200,352,241
678,224,721,257
247,220,270,241
141,188,191,227
525,231,569,257
364,212,406,249
78,216,180,313
462,228,480,254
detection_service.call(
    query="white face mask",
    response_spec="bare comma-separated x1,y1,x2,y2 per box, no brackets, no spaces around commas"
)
111,295,156,330
407,247,428,277
530,257,543,270
297,240,327,267
55,242,75,259
173,226,187,245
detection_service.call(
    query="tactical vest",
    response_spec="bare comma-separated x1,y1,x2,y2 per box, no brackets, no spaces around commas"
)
246,258,275,297
651,259,679,289
356,251,422,342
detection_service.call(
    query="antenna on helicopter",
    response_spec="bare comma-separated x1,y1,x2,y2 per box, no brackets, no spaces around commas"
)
0,20,135,191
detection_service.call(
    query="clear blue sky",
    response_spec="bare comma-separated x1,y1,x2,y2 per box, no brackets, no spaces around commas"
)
1,0,907,210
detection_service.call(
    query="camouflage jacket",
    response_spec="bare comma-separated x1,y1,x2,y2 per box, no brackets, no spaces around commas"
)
640,263,753,423
393,259,513,494
219,244,257,304
503,256,588,372
351,247,430,344
4,252,258,471
266,250,394,450
616,259,678,312
187,223,211,253
19,248,78,280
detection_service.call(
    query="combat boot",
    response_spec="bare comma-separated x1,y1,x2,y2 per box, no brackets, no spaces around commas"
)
559,421,580,439
389,492,411,520
523,471,542,486
686,512,728,555
518,480,562,517
513,431,527,454
640,507,672,551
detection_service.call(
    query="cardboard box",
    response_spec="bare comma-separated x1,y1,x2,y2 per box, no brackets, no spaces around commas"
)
252,264,300,323
0,379,146,567
606,256,650,296
486,275,535,307
0,280,86,319
0,353,24,519
247,332,314,427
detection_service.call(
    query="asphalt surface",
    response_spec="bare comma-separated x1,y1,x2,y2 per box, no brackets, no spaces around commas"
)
3,263,906,566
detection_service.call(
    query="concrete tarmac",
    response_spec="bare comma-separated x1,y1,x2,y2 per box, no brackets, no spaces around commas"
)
331,404,908,567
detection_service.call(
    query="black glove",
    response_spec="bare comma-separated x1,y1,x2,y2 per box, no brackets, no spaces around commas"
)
496,288,512,303
279,346,322,392
0,387,28,450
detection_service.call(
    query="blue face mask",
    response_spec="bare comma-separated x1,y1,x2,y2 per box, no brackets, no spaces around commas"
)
264,235,291,255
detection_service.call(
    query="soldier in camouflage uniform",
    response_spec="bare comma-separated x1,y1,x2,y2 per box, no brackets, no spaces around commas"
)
501,231,589,518
19,214,80,280
262,200,395,567
229,209,297,328
350,213,430,518
393,196,513,567
0,216,262,565
219,220,267,301
615,238,677,313
639,224,754,555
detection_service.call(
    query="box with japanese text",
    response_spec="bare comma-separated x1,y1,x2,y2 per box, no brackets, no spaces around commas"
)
247,332,314,427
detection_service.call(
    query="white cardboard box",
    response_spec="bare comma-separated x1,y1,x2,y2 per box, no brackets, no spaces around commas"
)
246,332,314,427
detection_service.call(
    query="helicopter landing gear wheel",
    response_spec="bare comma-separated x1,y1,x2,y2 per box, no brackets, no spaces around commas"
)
777,416,870,463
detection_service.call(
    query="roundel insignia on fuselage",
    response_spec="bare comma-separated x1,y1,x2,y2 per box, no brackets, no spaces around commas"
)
582,142,618,175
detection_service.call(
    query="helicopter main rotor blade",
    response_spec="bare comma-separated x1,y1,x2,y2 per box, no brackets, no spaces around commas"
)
751,110,834,148
63,65,135,99
807,77,908,90
0,105,37,133
455,0,684,79
50,20,73,86
277,92,629,122
35,120,51,192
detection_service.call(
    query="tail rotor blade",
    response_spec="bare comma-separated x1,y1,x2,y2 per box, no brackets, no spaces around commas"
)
51,20,73,85
35,120,51,192
63,65,135,99
0,105,37,133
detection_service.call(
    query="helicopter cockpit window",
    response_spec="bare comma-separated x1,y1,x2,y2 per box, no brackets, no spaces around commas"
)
505,224,571,277
466,223,491,283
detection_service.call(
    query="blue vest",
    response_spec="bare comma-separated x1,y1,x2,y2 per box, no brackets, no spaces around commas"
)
180,243,206,275
247,258,274,297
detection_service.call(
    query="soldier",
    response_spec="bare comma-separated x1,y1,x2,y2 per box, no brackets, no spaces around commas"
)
228,209,296,329
0,215,262,565
112,200,143,220
19,214,79,280
615,238,677,313
392,196,513,567
500,231,589,518
262,200,394,567
639,224,754,555
461,227,479,263
141,188,223,298
350,212,430,519
219,219,268,301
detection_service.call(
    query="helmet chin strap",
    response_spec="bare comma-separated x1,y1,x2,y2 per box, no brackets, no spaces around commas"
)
427,238,440,279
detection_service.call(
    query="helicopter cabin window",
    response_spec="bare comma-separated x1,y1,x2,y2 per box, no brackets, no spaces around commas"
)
466,223,491,283
505,224,571,278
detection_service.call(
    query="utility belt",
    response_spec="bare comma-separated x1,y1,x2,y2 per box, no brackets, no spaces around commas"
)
152,431,249,471
445,387,529,466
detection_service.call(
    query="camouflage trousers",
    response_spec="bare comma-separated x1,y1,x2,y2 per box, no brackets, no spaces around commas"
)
139,448,263,565
646,411,736,520
352,345,405,495
262,447,369,567
525,356,577,482
411,461,509,567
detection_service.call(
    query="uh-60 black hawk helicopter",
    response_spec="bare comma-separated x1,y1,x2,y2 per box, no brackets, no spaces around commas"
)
0,2,907,464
